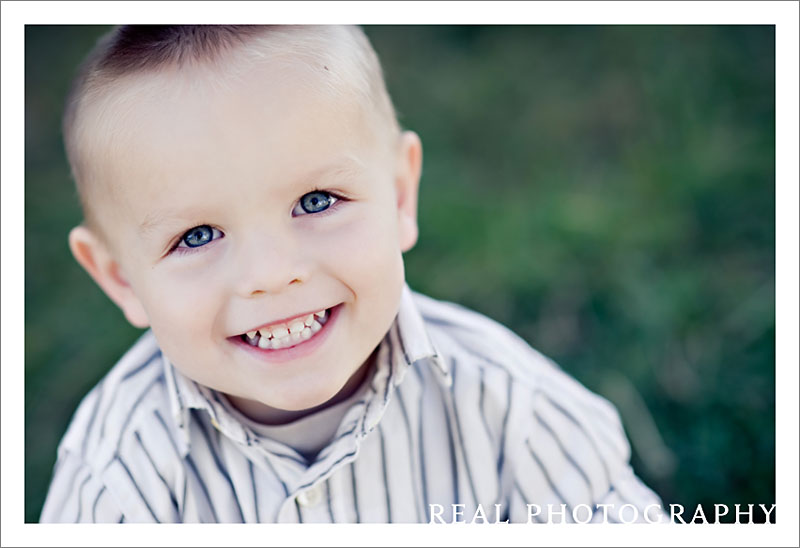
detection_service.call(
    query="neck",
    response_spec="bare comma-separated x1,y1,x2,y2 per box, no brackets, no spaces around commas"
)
228,349,376,426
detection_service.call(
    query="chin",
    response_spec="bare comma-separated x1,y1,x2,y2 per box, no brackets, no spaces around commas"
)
273,386,340,413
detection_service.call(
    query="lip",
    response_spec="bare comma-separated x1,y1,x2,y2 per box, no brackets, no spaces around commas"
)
230,304,342,363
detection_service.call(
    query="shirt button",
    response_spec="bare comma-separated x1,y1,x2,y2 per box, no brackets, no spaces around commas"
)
296,485,323,507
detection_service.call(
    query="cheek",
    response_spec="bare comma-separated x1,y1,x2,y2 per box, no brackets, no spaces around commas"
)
131,266,223,339
309,206,406,323
314,205,403,278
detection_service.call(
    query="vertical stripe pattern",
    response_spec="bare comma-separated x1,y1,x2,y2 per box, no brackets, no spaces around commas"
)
40,287,664,523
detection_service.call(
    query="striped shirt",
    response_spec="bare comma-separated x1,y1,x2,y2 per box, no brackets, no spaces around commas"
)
40,286,664,523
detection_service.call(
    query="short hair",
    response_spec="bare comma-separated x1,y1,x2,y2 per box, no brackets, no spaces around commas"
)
63,25,400,232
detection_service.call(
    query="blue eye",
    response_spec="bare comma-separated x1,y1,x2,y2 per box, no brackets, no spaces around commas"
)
178,225,223,249
295,191,337,216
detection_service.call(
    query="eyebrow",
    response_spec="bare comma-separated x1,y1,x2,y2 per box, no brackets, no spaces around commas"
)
137,208,208,237
136,157,367,236
296,157,366,190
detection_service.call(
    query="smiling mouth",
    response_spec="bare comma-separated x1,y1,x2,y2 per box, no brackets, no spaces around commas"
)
239,308,332,350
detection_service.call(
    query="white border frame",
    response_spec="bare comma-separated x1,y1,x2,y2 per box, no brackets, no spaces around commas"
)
3,2,797,546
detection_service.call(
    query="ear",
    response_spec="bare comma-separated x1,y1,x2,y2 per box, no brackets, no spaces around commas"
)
395,130,422,252
69,225,150,328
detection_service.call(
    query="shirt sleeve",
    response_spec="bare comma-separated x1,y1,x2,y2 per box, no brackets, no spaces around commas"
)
504,372,667,524
40,446,186,523
39,452,125,523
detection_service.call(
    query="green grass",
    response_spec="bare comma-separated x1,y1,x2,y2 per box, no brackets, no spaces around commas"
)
25,25,774,522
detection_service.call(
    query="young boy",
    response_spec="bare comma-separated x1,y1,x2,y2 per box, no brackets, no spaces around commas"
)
40,25,664,523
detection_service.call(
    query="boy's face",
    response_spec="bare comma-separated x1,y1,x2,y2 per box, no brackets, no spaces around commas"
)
75,58,420,422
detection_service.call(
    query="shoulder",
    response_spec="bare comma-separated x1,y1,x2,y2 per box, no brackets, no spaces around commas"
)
55,330,173,472
406,292,662,517
411,291,628,455
411,290,557,388
41,330,183,522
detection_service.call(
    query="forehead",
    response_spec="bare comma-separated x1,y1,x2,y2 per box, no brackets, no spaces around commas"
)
80,54,392,230
89,51,376,155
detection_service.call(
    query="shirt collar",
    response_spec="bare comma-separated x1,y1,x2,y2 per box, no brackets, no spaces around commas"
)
164,283,448,456
164,355,254,456
393,284,451,387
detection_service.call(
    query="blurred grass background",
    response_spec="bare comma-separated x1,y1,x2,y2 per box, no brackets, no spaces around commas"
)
25,25,775,523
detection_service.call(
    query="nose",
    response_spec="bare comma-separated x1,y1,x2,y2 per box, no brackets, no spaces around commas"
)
231,234,312,298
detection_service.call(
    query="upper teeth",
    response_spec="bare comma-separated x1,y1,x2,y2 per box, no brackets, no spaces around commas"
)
244,309,329,350
269,326,288,339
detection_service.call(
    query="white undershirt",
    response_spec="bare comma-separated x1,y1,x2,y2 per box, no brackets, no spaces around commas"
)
223,379,371,462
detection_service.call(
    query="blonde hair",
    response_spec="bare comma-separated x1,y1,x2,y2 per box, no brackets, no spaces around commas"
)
63,25,400,231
